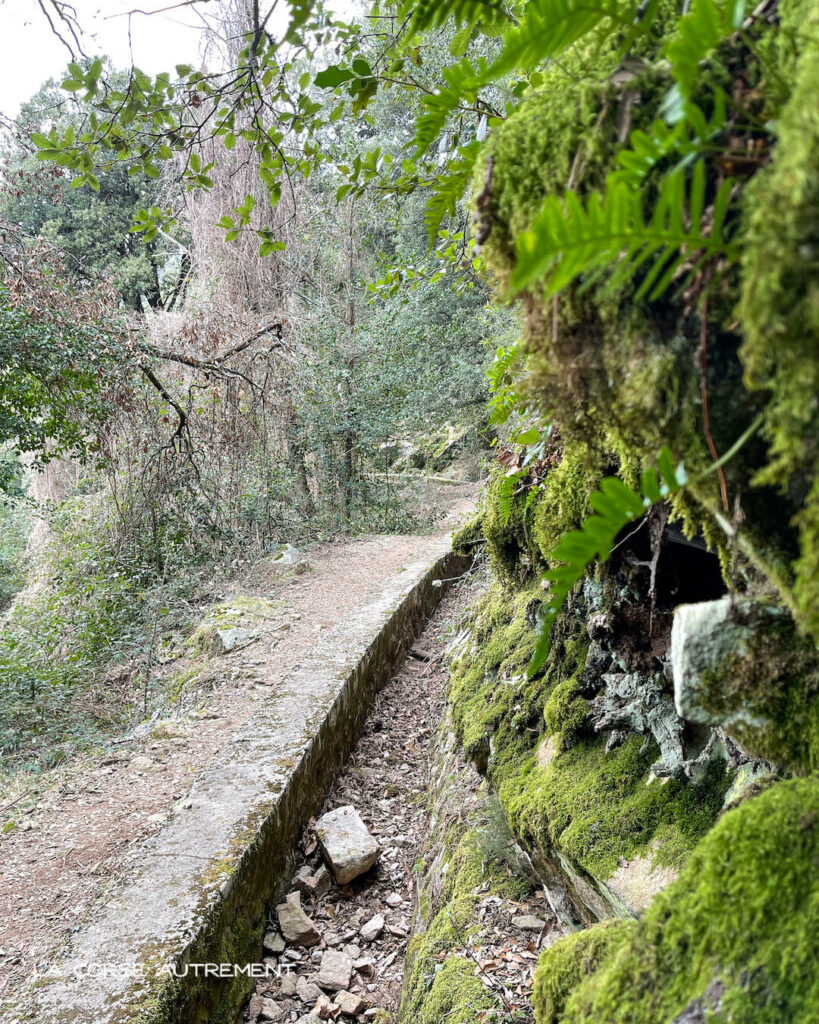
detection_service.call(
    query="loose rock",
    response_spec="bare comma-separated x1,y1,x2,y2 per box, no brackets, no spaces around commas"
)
250,995,285,1022
280,972,297,997
276,892,321,947
263,930,286,956
359,914,384,943
512,914,546,931
296,975,322,1004
316,805,380,884
335,990,366,1016
317,949,353,991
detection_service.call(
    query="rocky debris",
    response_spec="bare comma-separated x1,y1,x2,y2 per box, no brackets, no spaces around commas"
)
242,587,545,1024
263,930,286,956
335,991,366,1016
293,863,332,899
296,976,322,1003
216,626,260,653
512,914,547,931
358,913,384,943
316,805,380,884
317,949,353,991
276,892,321,947
249,994,285,1021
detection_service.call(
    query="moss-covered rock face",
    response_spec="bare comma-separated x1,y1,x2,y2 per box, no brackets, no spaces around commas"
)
399,720,533,1023
532,919,636,1024
740,1,819,640
479,0,818,635
543,779,819,1024
448,568,735,920
672,597,819,773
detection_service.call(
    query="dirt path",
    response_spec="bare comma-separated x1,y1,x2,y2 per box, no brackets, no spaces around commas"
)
0,485,477,1002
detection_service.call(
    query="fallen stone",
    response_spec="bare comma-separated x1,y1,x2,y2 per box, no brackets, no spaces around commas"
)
263,929,286,955
316,805,380,884
318,949,353,991
280,972,298,997
216,625,259,653
512,915,546,931
313,863,332,897
277,892,321,946
343,942,361,959
295,1016,322,1024
354,957,375,976
335,990,366,1016
251,996,285,1022
296,976,323,1004
385,892,403,907
270,543,309,573
359,913,384,943
293,864,316,896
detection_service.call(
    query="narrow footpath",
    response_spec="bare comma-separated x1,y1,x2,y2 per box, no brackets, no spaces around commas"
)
0,485,477,1003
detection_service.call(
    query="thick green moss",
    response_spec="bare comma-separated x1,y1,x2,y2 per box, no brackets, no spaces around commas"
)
449,586,732,886
699,608,819,774
411,956,493,1024
480,0,812,621
501,736,730,881
401,813,529,1022
739,2,819,642
452,513,485,555
532,919,636,1024
557,778,819,1023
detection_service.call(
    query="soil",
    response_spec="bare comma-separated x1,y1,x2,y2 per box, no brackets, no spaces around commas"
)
0,482,477,1002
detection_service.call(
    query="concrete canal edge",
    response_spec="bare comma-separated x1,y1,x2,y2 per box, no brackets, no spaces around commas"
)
12,544,470,1024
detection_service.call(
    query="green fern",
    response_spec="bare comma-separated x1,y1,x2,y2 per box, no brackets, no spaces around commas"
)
528,448,687,676
412,0,641,157
491,0,636,78
423,140,482,244
511,161,737,299
402,0,514,32
498,469,527,524
611,92,727,188
414,57,490,156
667,0,746,99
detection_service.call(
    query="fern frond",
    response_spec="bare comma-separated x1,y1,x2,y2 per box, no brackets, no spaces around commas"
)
492,0,636,77
414,57,489,156
666,0,745,97
402,0,512,32
423,141,482,244
611,93,726,188
412,0,639,156
498,469,527,524
511,162,737,299
528,449,687,676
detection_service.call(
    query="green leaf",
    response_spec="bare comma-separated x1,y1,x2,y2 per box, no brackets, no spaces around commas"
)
314,65,356,88
259,239,287,256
